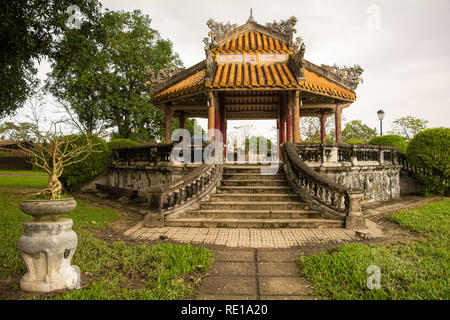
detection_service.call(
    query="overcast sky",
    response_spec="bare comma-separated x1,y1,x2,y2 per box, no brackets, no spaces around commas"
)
14,0,450,139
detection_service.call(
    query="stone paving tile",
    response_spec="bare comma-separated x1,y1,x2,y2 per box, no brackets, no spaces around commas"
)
257,250,298,262
215,250,254,262
257,262,299,276
258,276,312,295
209,262,256,276
260,295,318,300
196,295,258,300
199,275,257,296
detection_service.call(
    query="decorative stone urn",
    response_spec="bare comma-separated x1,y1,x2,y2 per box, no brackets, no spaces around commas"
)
20,198,77,221
18,199,81,293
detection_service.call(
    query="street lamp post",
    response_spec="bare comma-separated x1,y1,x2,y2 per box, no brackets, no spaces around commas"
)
377,109,385,136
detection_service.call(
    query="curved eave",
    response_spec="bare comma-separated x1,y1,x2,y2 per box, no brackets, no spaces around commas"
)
152,63,356,104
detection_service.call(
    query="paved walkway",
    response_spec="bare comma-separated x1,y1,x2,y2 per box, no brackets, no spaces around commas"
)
124,196,441,248
194,248,315,300
125,219,383,248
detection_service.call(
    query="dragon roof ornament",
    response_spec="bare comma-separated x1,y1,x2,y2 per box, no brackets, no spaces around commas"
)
321,64,365,85
265,16,298,37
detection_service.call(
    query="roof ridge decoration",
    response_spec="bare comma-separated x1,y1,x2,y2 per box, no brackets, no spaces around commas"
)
265,16,297,38
147,66,185,93
321,64,364,86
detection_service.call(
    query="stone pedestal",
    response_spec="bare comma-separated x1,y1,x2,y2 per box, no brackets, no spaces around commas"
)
18,218,81,292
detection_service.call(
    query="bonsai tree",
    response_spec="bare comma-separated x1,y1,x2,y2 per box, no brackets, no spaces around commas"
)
19,122,98,199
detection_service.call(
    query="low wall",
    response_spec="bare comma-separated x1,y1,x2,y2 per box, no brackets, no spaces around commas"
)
107,163,201,192
314,165,401,203
293,143,402,203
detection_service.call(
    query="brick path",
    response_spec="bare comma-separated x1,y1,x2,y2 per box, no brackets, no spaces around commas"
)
194,248,316,300
124,196,442,248
124,219,383,248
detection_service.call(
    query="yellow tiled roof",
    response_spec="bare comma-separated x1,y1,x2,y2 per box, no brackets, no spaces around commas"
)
152,64,356,103
153,69,206,102
213,31,295,54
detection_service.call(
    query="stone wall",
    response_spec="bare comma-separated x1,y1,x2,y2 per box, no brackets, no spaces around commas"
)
314,165,401,203
107,163,200,192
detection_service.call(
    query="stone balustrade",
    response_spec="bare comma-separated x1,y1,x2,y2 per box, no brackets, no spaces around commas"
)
293,143,397,167
283,143,366,228
144,160,223,227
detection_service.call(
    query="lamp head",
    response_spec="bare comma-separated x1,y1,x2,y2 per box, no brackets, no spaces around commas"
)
377,109,385,121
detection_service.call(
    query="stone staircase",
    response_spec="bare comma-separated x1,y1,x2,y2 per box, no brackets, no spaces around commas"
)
164,164,343,228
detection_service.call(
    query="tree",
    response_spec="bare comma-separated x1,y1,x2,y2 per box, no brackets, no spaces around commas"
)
46,9,183,139
389,116,428,141
342,120,377,143
0,0,101,118
18,122,98,199
0,122,38,141
300,117,334,143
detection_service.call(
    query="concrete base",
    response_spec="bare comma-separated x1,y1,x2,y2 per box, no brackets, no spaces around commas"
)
18,218,81,293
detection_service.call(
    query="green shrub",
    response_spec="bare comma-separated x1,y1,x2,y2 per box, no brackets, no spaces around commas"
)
345,138,366,145
107,139,138,149
60,135,110,192
407,128,450,195
368,135,408,153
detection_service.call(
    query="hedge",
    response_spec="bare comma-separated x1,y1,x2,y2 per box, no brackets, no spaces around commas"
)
368,135,408,154
107,139,139,149
59,135,110,192
407,128,450,195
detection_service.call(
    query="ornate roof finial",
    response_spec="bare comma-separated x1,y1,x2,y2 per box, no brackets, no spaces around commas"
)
247,8,256,23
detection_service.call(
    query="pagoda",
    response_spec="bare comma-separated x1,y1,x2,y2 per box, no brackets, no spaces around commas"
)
150,11,363,148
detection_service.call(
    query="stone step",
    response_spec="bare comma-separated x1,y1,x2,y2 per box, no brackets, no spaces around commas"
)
222,172,286,180
200,201,309,210
184,209,322,219
223,165,283,174
209,193,300,202
221,179,288,187
217,186,292,194
164,217,343,228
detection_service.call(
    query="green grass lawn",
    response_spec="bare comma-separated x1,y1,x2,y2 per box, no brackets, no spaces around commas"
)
0,175,48,188
298,199,450,300
0,179,214,300
0,170,47,175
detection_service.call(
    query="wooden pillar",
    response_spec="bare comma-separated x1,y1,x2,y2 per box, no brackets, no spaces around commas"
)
335,101,343,144
208,92,215,141
219,94,226,153
293,90,301,143
279,96,286,144
277,118,281,156
179,112,185,142
165,104,172,143
320,111,327,143
287,93,293,143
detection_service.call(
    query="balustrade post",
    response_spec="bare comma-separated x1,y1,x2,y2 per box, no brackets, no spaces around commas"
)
350,145,358,166
345,189,366,229
379,147,384,164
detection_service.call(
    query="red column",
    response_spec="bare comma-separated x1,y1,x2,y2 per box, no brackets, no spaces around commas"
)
335,101,343,144
320,111,326,143
287,95,293,143
280,96,286,144
179,112,185,142
208,92,215,141
165,104,172,143
219,94,226,155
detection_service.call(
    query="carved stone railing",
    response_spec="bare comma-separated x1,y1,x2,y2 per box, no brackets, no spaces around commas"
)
282,143,366,229
292,143,397,167
111,143,174,166
144,158,223,227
